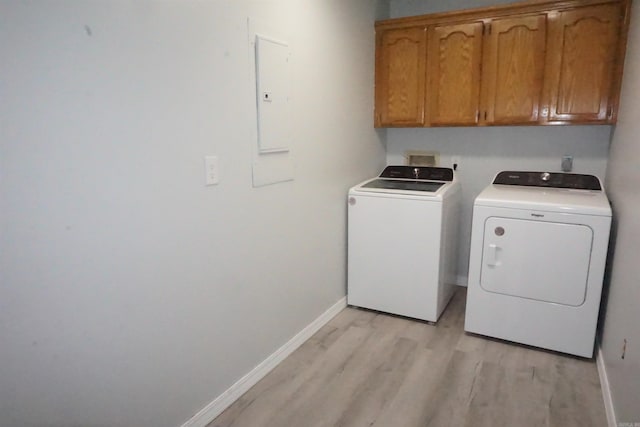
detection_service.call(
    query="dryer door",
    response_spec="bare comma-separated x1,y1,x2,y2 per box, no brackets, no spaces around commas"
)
480,217,593,306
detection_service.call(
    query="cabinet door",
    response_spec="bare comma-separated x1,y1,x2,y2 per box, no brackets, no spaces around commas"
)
427,21,483,126
544,4,621,123
375,27,427,126
481,15,547,124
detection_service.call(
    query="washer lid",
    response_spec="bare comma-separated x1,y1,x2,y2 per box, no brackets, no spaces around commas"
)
475,184,612,216
350,165,456,197
361,179,445,193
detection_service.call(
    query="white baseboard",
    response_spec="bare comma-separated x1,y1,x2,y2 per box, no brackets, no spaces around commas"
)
456,275,468,287
596,345,617,427
180,296,348,427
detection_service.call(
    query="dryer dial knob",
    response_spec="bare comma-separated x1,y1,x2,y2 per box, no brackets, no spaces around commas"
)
541,172,551,182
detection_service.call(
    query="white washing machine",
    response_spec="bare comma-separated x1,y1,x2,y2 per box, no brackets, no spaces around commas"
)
347,166,461,322
465,171,612,358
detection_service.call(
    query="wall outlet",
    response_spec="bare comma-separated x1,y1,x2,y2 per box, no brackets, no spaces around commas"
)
205,156,219,185
452,156,461,170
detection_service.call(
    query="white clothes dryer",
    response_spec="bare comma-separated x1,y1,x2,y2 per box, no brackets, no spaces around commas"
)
348,166,461,322
465,171,612,358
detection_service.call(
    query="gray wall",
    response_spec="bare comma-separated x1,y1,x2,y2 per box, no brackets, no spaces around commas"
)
0,1,386,426
386,0,612,282
601,0,640,423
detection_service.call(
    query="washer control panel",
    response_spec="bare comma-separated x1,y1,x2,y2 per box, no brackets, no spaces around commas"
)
493,171,602,190
379,166,454,182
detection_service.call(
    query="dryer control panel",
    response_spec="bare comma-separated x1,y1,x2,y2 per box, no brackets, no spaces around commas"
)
493,171,601,190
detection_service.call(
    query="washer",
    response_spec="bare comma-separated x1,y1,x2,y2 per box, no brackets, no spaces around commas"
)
465,171,612,358
347,166,461,322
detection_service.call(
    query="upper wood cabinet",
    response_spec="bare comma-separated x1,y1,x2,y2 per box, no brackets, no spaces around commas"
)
375,27,427,126
543,3,623,123
374,0,630,127
428,21,484,126
481,14,547,124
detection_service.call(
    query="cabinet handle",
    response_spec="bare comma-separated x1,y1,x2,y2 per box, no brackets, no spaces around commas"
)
607,106,614,120
476,111,480,122
484,111,487,120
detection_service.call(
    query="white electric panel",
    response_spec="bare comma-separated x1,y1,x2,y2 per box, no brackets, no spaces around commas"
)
255,35,290,154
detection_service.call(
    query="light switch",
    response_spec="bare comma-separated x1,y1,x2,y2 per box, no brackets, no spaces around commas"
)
205,156,219,185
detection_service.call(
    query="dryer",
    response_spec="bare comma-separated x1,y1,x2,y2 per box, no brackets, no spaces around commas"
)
465,171,612,358
348,166,461,322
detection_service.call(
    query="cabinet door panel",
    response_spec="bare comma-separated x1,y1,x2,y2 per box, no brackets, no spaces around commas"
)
545,4,621,122
482,15,547,124
375,27,427,126
428,22,483,126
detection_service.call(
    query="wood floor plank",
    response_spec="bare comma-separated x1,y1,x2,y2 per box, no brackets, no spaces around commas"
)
263,327,401,427
210,325,373,427
371,346,442,427
465,361,552,427
332,336,418,427
420,349,483,427
209,288,607,427
547,356,608,427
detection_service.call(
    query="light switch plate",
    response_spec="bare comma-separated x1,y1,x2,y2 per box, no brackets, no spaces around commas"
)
205,156,219,185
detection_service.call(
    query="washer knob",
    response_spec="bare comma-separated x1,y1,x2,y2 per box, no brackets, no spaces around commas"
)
541,172,551,182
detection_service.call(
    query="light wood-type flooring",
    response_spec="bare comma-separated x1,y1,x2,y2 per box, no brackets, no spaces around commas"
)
210,288,606,427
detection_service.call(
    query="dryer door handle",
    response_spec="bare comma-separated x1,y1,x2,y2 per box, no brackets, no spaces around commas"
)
486,244,500,266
